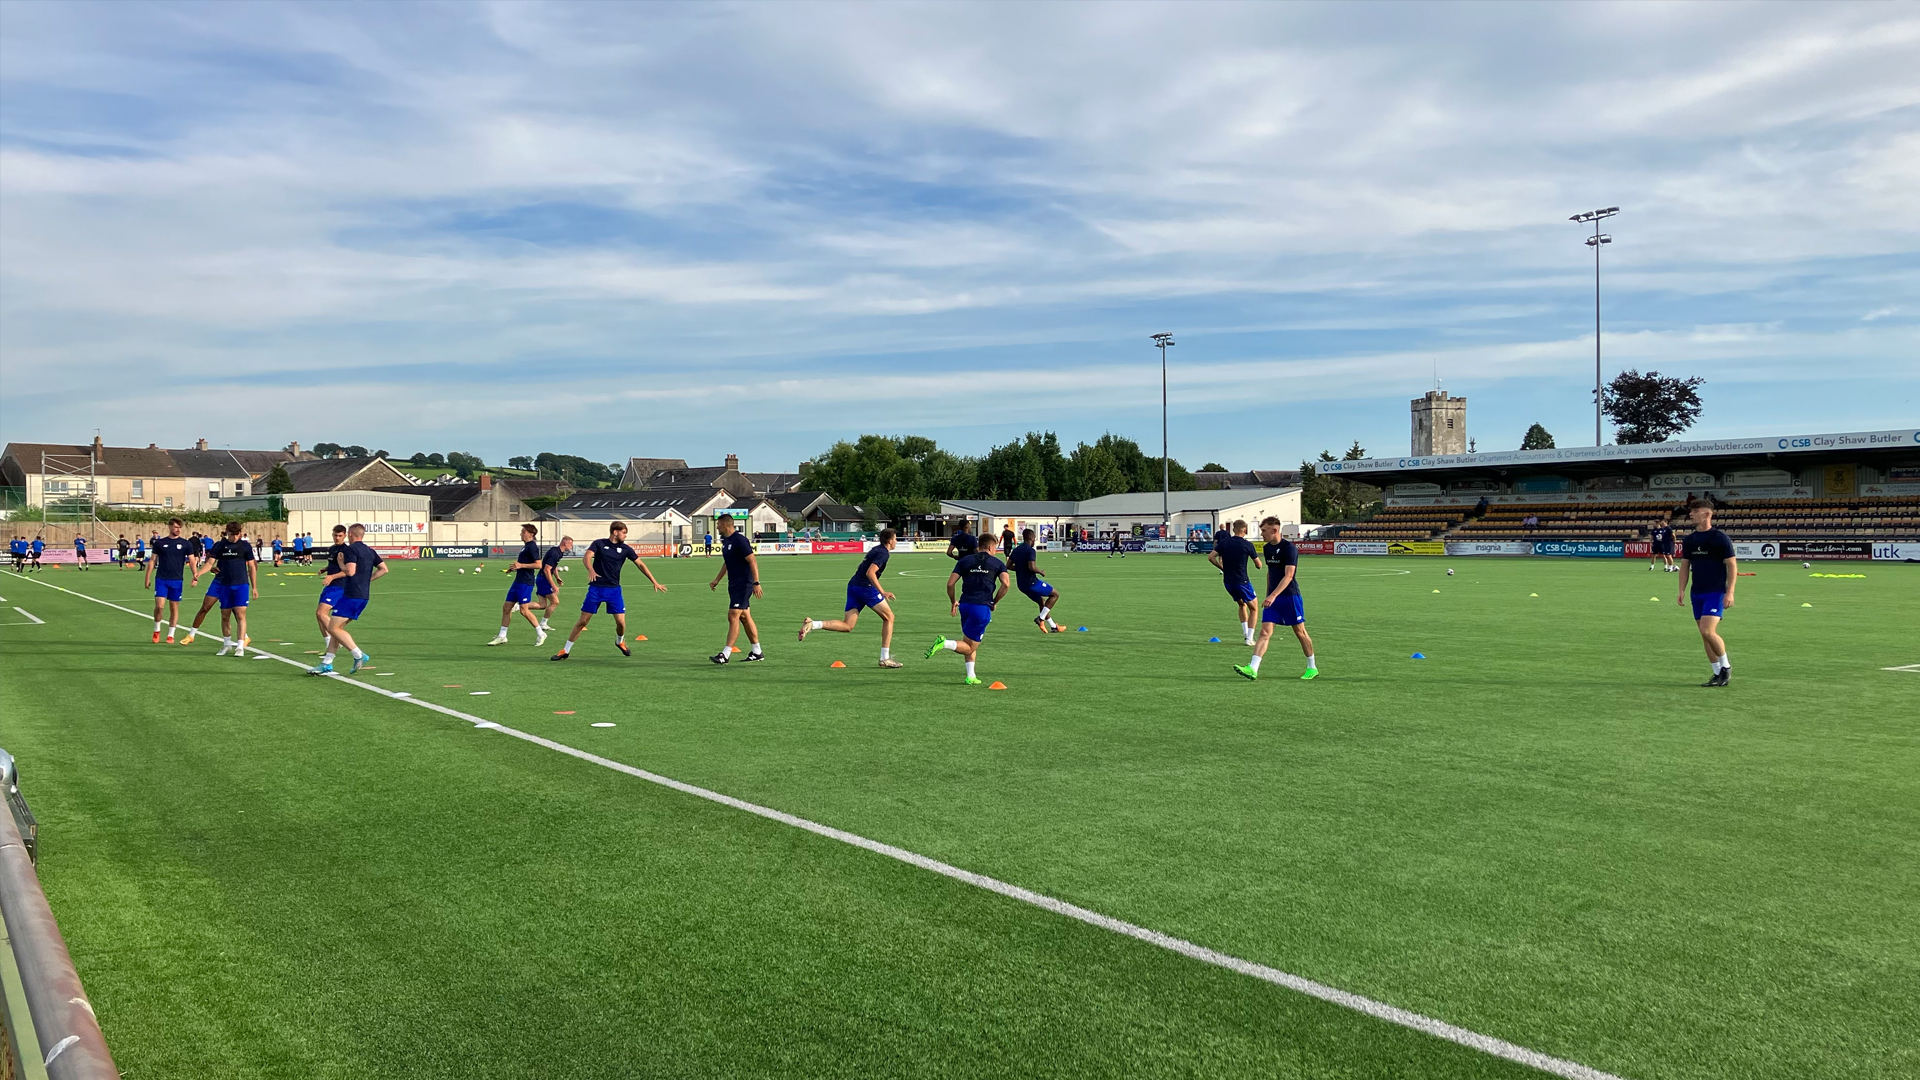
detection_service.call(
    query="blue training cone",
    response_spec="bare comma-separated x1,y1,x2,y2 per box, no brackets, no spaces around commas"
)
1208,636,1221,643
1077,627,1089,632
1410,652,1426,659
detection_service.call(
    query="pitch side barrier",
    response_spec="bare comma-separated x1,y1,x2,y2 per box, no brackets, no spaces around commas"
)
0,763,119,1080
1294,540,1919,560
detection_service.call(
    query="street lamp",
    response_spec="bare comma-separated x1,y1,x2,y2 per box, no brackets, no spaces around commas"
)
1151,332,1175,537
1569,207,1618,446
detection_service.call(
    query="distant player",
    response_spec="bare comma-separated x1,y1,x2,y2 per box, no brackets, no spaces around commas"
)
1000,524,1016,553
534,535,574,632
1677,498,1736,687
117,534,131,569
311,524,350,662
28,535,42,571
146,518,195,643
9,536,24,572
1649,520,1677,572
946,524,977,562
928,530,1009,685
703,531,713,556
798,528,903,667
271,536,283,567
1108,533,1123,559
311,523,389,675
708,514,764,664
552,521,665,661
1208,520,1262,646
181,522,257,656
488,524,548,647
74,534,88,569
1007,528,1064,633
1236,517,1315,681
134,535,146,569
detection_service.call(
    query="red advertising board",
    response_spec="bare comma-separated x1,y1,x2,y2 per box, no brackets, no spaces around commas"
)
1294,540,1333,554
1624,541,1651,558
810,540,866,554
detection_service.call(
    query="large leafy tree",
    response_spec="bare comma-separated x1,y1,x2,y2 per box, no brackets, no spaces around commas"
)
1521,423,1556,450
533,452,615,488
264,463,294,494
1299,443,1381,521
1603,370,1704,444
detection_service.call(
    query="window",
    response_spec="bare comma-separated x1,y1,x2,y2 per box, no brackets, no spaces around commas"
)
1446,418,1454,429
209,483,220,496
131,479,144,499
234,483,246,496
44,480,69,495
509,504,520,518
164,496,173,507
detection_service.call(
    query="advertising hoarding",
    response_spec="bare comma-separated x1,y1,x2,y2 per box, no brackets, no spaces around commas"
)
1731,541,1781,560
1333,541,1389,555
1781,540,1871,560
1872,542,1920,561
1444,541,1534,556
1388,541,1445,555
1532,540,1625,558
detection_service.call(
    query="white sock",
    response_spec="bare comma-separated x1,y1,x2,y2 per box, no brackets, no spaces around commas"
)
1249,654,1262,672
723,645,734,658
941,639,959,651
879,647,890,660
1716,653,1729,669
617,634,626,645
749,642,762,656
498,624,510,635
965,660,976,678
561,639,574,654
323,651,336,664
810,620,824,630
353,649,365,660
154,620,164,632
1038,606,1051,620
1304,654,1316,669
540,618,550,629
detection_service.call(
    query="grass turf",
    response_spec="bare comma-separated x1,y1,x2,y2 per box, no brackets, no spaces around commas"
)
1,552,1915,1079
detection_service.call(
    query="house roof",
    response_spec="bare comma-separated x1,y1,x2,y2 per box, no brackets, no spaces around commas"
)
168,449,254,479
3,442,184,478
373,478,571,518
939,499,1081,517
643,465,729,488
771,490,830,514
226,449,306,477
1194,469,1302,490
547,485,729,520
624,457,688,478
280,457,409,493
741,472,802,495
813,502,865,521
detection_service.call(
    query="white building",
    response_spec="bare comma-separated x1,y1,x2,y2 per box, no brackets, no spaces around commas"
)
942,487,1303,543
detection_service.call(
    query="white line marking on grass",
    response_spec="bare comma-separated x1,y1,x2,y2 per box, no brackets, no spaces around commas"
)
1883,664,1920,673
14,573,1627,1080
12,607,44,624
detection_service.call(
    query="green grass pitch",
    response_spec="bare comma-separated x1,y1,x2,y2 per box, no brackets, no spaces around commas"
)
1,552,1915,1079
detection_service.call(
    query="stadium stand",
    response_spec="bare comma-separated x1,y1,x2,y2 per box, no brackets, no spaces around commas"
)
1322,505,1465,541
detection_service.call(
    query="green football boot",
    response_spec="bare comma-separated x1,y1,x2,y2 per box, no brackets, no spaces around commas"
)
1234,664,1258,680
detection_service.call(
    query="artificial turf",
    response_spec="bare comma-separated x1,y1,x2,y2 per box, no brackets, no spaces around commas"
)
1,551,1915,1079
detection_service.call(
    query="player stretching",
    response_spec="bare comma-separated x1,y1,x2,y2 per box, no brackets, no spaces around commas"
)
488,524,548,647
1007,528,1064,632
928,531,1009,685
1208,520,1261,645
708,514,763,664
799,528,903,667
1236,517,1316,681
533,535,574,632
146,518,195,642
309,525,351,666
310,524,388,674
1677,498,1736,686
1649,519,1677,572
552,522,665,660
182,522,257,655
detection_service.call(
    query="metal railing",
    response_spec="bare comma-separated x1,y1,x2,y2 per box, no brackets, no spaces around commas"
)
0,752,118,1080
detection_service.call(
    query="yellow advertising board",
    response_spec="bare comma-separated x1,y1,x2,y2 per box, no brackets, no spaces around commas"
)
1822,463,1857,495
1389,541,1446,556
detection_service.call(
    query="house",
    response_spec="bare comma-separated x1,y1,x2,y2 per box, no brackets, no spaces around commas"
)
279,456,417,493
940,487,1303,543
620,454,801,498
713,496,789,537
1193,469,1302,491
617,457,690,489
770,492,867,531
373,475,569,522
170,448,261,504
1,438,190,510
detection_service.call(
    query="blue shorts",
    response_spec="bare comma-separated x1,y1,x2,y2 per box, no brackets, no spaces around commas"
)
505,581,535,605
319,584,346,609
728,579,754,610
845,583,887,612
1262,594,1305,626
958,602,993,642
536,574,556,597
210,582,250,609
1021,581,1055,604
1691,592,1725,620
1224,580,1257,604
154,579,183,602
332,596,369,621
583,584,625,615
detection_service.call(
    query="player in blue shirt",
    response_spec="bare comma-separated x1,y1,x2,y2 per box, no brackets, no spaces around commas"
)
310,525,350,654
928,531,1010,685
552,522,665,661
1207,520,1263,646
488,524,549,648
8,537,24,572
708,514,764,664
73,535,89,570
1236,517,1316,681
180,522,258,656
1007,528,1065,633
28,535,43,571
945,526,977,561
311,523,390,675
1677,499,1737,687
1649,519,1677,572
145,518,197,643
799,528,903,667
533,535,574,634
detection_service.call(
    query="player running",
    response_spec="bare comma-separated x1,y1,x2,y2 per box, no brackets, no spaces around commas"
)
1677,498,1736,687
928,531,1010,685
798,528,903,667
311,524,388,675
488,524,548,647
181,522,258,655
533,535,574,633
552,521,665,660
1649,519,1677,572
1236,517,1316,681
116,535,131,569
310,524,351,659
1007,528,1064,633
1208,520,1261,646
708,514,763,664
945,524,976,561
146,518,196,643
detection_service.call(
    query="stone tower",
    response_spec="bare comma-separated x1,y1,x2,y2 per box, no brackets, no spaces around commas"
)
1411,390,1467,455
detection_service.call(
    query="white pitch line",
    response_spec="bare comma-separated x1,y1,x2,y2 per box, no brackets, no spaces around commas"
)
12,607,43,624
11,574,1626,1080
1882,664,1920,673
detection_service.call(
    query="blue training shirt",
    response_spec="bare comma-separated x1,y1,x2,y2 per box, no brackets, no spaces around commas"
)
208,539,254,587
954,552,1007,606
513,541,540,586
1682,528,1735,594
721,531,754,581
342,541,383,600
850,544,889,587
1216,534,1257,586
1263,539,1300,598
1007,543,1043,591
151,536,194,580
585,538,634,586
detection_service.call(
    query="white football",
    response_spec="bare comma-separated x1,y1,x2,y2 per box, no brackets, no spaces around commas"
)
458,568,466,574
1803,561,1811,568
1446,568,1454,576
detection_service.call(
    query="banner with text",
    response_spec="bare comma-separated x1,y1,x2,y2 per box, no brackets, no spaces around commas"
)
1388,541,1446,555
1532,540,1625,558
1333,541,1389,555
1444,541,1534,556
1781,540,1872,561
1872,542,1920,562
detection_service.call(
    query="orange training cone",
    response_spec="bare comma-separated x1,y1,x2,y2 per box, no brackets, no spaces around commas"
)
635,635,647,641
830,660,846,668
988,681,1007,690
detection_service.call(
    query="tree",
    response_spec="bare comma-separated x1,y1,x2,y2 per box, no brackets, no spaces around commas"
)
530,452,617,489
507,455,534,471
1603,369,1704,444
373,449,389,459
1521,423,1556,450
1066,442,1127,499
265,463,294,494
313,442,341,458
1300,445,1381,521
1201,462,1227,473
344,445,368,458
445,451,484,480
409,452,429,466
426,452,446,467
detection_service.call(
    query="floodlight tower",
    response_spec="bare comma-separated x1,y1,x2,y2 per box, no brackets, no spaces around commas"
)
1152,332,1175,536
1569,207,1618,446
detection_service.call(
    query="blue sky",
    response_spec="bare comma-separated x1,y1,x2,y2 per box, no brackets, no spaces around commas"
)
2,1,1916,473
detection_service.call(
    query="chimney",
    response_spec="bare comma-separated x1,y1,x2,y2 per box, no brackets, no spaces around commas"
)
196,438,209,451
92,434,105,462
725,453,740,472
286,441,301,455
147,443,159,450
479,473,492,491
